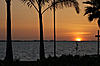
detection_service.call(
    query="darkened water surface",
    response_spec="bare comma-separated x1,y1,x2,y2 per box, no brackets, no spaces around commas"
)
0,41,98,61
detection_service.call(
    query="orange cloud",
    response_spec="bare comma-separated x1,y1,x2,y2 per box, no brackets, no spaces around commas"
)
65,32,91,35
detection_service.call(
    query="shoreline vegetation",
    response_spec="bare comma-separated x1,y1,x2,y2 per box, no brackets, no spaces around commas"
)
0,40,98,42
1,55,100,66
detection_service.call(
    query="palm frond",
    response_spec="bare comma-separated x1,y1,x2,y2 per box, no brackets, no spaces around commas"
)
21,0,33,3
21,0,51,7
50,0,79,14
41,0,50,5
83,0,100,27
98,18,100,27
88,14,94,22
84,7,97,16
88,12,100,22
21,0,34,7
83,1,93,5
73,1,79,13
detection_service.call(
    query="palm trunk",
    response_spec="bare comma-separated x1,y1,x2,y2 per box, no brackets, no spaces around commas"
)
54,0,56,57
39,4,45,60
5,0,13,62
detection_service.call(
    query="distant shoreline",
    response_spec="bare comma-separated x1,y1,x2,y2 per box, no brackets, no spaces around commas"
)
0,40,97,42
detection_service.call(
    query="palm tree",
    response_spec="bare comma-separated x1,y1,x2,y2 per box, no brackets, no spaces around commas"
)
53,0,56,57
83,0,100,56
21,0,79,60
53,0,79,57
5,0,13,62
83,0,100,27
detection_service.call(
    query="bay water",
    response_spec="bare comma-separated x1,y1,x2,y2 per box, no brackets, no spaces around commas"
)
0,41,98,61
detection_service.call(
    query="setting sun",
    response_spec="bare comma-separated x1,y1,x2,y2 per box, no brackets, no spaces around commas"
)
76,38,82,41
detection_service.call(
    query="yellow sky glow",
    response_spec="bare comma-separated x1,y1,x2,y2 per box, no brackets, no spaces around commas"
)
75,38,82,41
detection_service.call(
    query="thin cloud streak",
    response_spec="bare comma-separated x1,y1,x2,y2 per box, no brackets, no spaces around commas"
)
64,32,91,35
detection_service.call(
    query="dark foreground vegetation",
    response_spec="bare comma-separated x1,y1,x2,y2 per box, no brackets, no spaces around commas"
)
1,55,100,66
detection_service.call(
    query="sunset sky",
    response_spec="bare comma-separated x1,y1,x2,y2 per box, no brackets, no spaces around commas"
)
0,0,99,41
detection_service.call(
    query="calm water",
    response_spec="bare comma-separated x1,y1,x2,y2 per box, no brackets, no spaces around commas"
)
0,41,98,61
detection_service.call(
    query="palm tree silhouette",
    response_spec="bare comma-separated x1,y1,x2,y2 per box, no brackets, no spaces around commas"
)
83,0,100,27
53,0,56,57
21,0,79,60
83,0,100,56
5,0,13,62
53,0,79,57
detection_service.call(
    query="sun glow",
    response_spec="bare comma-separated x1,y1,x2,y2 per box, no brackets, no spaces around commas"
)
76,38,82,41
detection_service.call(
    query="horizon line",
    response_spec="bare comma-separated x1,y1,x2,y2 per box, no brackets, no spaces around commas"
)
0,40,97,42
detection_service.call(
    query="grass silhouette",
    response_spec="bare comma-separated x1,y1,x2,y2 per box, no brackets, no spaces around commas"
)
1,54,100,66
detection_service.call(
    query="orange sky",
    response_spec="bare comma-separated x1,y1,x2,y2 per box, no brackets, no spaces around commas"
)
0,0,99,41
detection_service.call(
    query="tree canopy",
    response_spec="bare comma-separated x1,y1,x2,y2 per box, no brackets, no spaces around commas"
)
21,0,79,14
83,0,100,27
